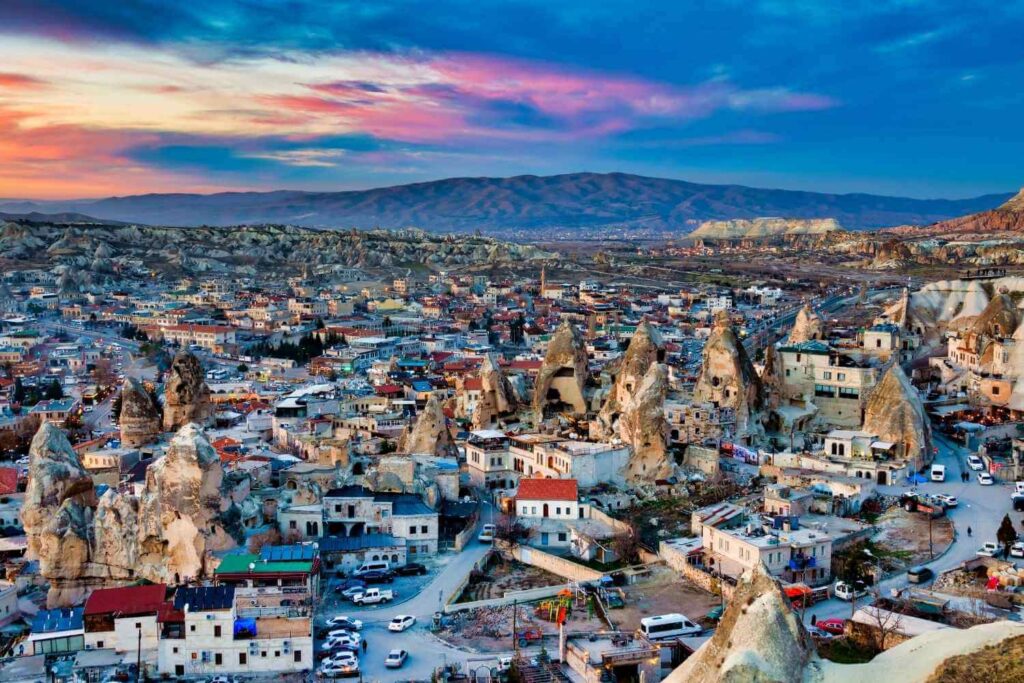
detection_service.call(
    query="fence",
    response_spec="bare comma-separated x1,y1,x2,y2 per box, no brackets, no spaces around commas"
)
444,583,571,613
453,509,481,552
501,542,604,582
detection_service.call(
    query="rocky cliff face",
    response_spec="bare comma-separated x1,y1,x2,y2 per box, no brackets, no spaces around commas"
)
920,187,1024,235
163,352,213,431
617,364,672,480
21,422,234,606
863,363,931,469
119,378,160,447
691,217,843,240
399,392,453,456
693,312,762,438
533,321,589,418
788,304,826,344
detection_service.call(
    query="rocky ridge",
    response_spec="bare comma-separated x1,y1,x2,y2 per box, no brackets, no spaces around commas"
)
691,217,843,240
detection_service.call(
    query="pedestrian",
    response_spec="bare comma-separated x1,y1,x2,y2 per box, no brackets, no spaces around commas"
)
967,526,972,537
362,639,367,653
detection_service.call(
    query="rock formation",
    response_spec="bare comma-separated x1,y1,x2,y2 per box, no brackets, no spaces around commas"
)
163,351,213,431
533,321,589,418
693,311,762,439
399,392,453,456
788,303,826,344
119,378,160,447
21,422,234,606
665,562,1024,683
618,364,672,480
862,363,931,470
470,353,517,429
595,321,664,434
969,292,1018,339
690,217,843,240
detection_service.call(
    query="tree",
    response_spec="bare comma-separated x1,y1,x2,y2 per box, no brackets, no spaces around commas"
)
44,379,64,400
12,378,26,405
611,523,642,565
237,364,249,373
494,514,533,548
997,514,1018,556
865,601,906,652
247,528,282,553
92,358,116,388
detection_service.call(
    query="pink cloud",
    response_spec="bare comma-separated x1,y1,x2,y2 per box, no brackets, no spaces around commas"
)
0,72,46,89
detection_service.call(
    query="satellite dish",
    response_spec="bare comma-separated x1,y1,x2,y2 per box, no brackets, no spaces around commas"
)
248,562,256,571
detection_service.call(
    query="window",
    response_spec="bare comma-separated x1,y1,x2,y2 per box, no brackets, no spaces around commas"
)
214,625,221,637
837,372,845,381
275,650,281,657
558,532,567,542
421,525,428,533
823,371,831,380
289,520,297,529
239,653,247,665
190,624,196,632
294,650,302,663
409,526,416,535
97,641,104,649
215,653,223,665
993,386,1001,395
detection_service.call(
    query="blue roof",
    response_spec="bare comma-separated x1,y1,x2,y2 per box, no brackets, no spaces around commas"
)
411,380,434,392
32,607,83,634
259,544,318,562
778,340,831,354
318,533,406,552
30,398,78,413
397,358,427,368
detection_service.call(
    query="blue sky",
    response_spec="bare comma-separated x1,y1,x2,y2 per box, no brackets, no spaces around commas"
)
0,0,1022,198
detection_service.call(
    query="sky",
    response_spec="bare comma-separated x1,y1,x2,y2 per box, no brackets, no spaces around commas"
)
1,1,1022,200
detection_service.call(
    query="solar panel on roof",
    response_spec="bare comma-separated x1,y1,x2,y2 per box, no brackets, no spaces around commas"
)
259,544,316,562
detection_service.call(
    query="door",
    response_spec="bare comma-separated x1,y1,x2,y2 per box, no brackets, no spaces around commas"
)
541,532,549,546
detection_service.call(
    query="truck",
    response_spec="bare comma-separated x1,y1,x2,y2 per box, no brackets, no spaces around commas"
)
783,583,830,608
900,492,946,518
351,587,394,605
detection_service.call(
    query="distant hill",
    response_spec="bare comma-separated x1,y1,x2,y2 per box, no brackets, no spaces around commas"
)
1,173,1012,233
917,187,1024,234
689,217,843,240
0,210,124,225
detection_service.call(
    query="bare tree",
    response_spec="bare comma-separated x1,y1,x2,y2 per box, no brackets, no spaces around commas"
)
611,523,642,565
865,602,905,652
494,514,533,548
92,358,116,388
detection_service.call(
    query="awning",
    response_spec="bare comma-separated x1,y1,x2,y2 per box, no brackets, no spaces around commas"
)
928,403,971,416
871,441,895,450
954,421,986,432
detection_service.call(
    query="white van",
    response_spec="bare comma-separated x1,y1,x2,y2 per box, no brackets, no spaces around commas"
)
639,613,701,640
930,464,946,482
354,560,391,575
1015,481,1024,495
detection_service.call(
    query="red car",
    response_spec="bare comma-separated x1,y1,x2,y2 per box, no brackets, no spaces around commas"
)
816,618,846,635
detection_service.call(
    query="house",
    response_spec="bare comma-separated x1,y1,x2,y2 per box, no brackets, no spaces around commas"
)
0,581,19,628
702,515,833,586
464,429,516,490
515,478,588,520
27,607,85,656
158,581,313,678
322,486,440,555
83,584,166,654
509,435,629,487
29,398,80,426
317,533,407,573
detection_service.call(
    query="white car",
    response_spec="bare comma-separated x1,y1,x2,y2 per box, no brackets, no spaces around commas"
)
327,628,363,642
967,455,985,471
324,651,358,667
479,523,496,543
1011,542,1024,559
326,616,363,631
977,472,995,486
935,494,958,508
320,661,358,678
321,634,360,652
385,649,409,668
388,615,416,632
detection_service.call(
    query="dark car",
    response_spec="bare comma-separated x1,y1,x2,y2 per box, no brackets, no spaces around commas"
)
907,566,933,584
394,563,427,577
360,569,394,584
333,579,366,594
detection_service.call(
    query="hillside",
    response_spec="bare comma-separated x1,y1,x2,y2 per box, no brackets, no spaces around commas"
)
919,188,1024,234
690,217,843,240
0,173,1010,235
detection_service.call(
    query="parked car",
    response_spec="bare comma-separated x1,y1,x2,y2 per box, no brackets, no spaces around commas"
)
388,615,416,632
978,472,995,486
907,566,933,584
394,562,427,576
808,626,836,640
339,585,367,601
967,455,984,471
934,494,958,508
323,652,358,667
327,629,363,642
360,569,394,584
977,542,1001,558
816,618,847,635
321,633,361,652
833,580,868,602
325,616,363,630
1011,542,1024,558
320,660,358,678
479,523,496,543
351,587,394,605
385,649,409,668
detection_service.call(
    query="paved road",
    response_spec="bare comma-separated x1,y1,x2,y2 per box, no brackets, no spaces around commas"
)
806,431,1022,622
318,539,510,681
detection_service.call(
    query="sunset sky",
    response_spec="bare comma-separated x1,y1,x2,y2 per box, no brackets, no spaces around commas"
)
1,1,1022,200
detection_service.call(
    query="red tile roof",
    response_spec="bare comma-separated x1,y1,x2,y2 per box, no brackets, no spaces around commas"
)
0,467,17,495
517,478,578,502
84,584,167,617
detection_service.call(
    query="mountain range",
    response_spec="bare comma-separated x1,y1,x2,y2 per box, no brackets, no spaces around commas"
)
1,172,1012,234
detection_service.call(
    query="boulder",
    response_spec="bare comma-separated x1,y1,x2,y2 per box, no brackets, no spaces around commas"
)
163,351,213,431
533,320,589,418
119,378,160,447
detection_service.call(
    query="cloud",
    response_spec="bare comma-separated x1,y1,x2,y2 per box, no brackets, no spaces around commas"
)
0,72,46,89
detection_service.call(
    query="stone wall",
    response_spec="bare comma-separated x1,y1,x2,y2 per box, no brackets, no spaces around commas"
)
660,541,736,601
508,544,604,582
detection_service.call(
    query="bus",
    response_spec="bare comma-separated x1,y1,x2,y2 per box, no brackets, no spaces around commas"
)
639,613,701,640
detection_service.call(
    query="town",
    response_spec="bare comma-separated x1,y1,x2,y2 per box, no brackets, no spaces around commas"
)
1,216,1023,682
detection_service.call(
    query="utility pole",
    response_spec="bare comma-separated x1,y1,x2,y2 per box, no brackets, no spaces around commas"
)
512,599,518,655
136,623,142,683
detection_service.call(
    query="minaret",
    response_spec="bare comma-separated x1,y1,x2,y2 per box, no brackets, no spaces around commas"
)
540,263,547,296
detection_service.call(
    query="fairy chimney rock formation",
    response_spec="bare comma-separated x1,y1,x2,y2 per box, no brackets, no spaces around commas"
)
163,351,213,431
862,363,931,469
618,363,672,480
665,563,819,683
400,392,453,456
471,353,517,428
788,303,826,344
119,378,160,447
533,320,589,418
596,321,664,435
693,311,762,437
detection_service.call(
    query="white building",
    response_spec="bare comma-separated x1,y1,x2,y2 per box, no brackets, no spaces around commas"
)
509,435,629,487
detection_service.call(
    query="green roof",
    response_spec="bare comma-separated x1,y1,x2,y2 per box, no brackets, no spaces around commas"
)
214,553,314,575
